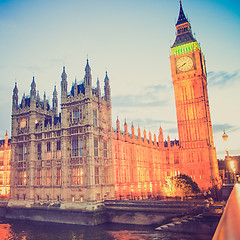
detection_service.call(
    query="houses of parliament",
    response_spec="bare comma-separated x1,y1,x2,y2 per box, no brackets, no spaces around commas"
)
0,2,220,204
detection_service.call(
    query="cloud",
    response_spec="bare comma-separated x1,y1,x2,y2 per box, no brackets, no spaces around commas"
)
212,124,240,136
166,127,178,135
112,95,168,107
208,69,240,86
129,117,175,126
145,83,168,92
112,83,171,108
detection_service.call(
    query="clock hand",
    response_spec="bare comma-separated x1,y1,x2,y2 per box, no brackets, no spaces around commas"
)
179,62,186,68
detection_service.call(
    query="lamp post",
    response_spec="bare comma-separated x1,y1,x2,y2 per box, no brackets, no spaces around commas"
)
222,130,230,183
222,130,236,184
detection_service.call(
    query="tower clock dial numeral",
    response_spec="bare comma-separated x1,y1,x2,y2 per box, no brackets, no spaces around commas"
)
176,56,193,72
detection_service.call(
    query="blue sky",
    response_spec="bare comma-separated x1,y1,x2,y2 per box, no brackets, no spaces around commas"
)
0,0,239,158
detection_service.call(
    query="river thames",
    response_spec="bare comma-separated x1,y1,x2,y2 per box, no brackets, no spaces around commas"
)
0,217,212,240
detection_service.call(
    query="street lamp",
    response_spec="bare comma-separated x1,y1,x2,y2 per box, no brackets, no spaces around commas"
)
222,130,236,184
222,130,231,183
222,130,229,159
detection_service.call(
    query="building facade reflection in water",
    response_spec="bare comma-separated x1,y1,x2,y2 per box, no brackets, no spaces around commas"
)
0,217,211,240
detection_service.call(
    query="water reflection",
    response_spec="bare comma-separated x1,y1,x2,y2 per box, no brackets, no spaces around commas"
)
0,217,211,240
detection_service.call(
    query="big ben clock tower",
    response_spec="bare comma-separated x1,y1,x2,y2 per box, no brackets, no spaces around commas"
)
170,1,220,189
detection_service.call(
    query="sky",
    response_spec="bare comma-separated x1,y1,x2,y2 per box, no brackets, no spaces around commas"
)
0,0,239,159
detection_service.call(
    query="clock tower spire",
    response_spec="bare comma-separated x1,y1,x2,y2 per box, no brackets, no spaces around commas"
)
170,1,220,190
173,1,196,48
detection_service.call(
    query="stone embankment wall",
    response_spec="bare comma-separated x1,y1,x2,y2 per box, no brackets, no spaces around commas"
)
0,199,219,227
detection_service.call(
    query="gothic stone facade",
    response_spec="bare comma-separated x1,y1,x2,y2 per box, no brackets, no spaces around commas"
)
9,2,220,203
10,62,114,203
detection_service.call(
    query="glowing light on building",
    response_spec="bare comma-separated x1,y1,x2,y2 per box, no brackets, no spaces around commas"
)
0,133,11,198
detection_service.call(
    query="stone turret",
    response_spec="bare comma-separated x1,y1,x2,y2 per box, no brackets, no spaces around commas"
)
116,117,120,139
158,125,164,148
61,66,68,100
84,59,92,97
4,131,8,149
96,78,100,97
12,82,18,110
167,135,171,148
104,71,110,102
74,78,78,97
138,125,141,140
43,92,47,110
124,120,128,139
143,129,147,143
131,123,135,139
30,76,36,100
52,85,58,116
149,131,152,145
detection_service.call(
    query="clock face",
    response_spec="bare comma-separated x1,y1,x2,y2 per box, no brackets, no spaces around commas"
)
176,56,193,72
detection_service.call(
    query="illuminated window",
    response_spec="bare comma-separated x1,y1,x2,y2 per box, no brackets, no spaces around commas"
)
46,169,51,185
56,168,61,185
20,118,26,128
18,170,26,185
72,166,83,185
37,170,41,185
5,172,10,185
93,109,97,126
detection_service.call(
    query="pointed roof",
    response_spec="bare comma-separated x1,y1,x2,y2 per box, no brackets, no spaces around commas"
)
172,1,197,48
176,1,188,26
105,71,109,81
13,82,18,94
85,59,91,71
53,85,57,97
31,76,36,88
61,66,67,80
